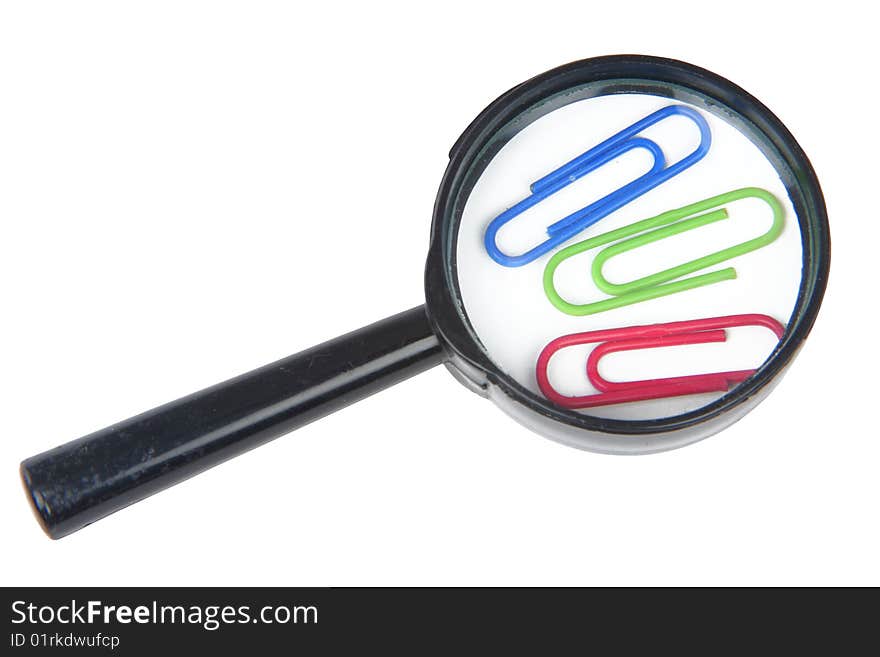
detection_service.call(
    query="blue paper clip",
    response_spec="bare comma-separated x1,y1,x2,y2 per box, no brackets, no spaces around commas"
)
483,105,712,267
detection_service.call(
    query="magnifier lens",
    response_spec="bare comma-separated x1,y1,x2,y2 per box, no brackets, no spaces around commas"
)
443,79,815,437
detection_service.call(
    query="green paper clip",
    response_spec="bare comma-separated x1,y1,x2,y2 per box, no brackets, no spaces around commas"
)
543,187,785,316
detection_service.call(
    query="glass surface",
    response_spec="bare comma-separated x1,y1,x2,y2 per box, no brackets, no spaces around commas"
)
455,91,803,421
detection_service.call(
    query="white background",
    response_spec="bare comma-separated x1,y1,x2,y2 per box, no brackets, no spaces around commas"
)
1,1,877,586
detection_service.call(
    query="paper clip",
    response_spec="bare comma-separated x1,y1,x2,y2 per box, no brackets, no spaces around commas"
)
483,104,711,267
535,314,785,409
543,187,785,316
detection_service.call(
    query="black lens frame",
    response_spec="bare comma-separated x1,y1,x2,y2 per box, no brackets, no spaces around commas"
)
425,54,830,437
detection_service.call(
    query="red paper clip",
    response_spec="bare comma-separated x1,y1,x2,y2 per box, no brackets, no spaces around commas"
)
536,314,785,409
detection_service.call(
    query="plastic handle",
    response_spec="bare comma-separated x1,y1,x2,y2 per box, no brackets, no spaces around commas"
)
20,306,444,539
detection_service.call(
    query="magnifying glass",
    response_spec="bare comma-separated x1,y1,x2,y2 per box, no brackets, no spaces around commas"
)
20,55,830,539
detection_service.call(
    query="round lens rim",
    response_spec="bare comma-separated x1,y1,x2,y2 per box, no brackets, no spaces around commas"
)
424,54,830,436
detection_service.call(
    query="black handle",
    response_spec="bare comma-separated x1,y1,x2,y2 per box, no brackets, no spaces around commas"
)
21,306,444,539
